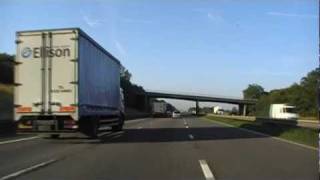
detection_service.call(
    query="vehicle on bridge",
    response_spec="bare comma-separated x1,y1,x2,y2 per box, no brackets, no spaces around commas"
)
269,104,299,120
14,28,125,138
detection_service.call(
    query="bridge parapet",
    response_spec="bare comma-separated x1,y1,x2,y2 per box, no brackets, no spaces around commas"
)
144,91,257,105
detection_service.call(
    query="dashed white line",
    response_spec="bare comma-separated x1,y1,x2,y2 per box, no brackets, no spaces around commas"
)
0,159,57,180
0,136,39,145
199,160,215,180
185,125,189,128
189,134,194,140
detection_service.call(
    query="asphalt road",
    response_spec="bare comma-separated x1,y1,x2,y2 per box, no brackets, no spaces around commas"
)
0,117,318,180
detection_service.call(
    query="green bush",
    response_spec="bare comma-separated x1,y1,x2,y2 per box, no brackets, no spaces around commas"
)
244,68,319,118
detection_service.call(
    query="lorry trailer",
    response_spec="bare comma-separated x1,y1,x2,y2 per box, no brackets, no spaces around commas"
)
152,101,167,117
14,28,125,138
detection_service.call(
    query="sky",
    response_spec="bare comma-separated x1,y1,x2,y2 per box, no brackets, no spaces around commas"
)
0,0,318,110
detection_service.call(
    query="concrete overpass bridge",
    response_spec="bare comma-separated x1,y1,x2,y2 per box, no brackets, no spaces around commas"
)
144,90,257,115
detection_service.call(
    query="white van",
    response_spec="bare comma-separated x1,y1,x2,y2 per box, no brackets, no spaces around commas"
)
269,104,299,119
213,106,224,115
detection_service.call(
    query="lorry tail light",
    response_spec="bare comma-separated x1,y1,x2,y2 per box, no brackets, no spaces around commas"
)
64,119,77,129
16,107,32,113
60,106,76,112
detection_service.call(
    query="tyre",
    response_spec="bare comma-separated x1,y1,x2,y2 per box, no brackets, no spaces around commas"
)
79,118,99,138
112,115,124,132
88,119,99,138
112,124,123,132
50,134,60,139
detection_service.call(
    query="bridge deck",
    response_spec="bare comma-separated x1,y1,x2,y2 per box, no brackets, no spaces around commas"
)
145,91,257,105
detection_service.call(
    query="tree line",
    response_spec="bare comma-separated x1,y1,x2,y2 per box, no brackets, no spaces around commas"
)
0,53,14,84
243,68,319,117
120,69,148,111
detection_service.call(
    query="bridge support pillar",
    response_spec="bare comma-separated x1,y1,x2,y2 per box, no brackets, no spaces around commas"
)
243,104,247,116
195,101,200,115
239,104,247,116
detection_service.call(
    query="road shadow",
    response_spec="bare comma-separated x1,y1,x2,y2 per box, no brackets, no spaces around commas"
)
53,126,267,145
0,121,16,138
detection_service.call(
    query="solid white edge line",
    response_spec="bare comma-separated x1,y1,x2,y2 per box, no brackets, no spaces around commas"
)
205,118,318,151
199,160,215,180
0,159,57,180
0,136,39,145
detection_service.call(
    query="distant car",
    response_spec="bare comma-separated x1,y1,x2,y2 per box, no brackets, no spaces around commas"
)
172,111,181,118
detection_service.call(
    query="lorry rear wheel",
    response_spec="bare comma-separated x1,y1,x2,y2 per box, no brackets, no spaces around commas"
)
50,134,60,139
89,119,99,138
79,118,99,138
112,115,124,132
112,124,123,132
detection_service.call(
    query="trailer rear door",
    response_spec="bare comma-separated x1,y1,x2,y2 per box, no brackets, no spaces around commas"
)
15,30,78,118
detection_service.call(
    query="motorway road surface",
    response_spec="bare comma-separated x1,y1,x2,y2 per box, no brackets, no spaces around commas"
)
0,117,318,180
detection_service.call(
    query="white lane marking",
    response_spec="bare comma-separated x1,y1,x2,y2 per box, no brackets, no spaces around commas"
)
0,159,57,180
185,125,189,128
199,160,215,180
124,118,148,124
189,134,194,140
206,118,318,151
0,136,39,145
138,126,143,129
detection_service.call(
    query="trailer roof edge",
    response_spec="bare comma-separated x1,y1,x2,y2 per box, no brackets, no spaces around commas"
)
16,27,122,66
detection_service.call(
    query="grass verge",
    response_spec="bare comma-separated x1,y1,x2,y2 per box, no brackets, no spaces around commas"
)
300,117,318,121
205,116,318,148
